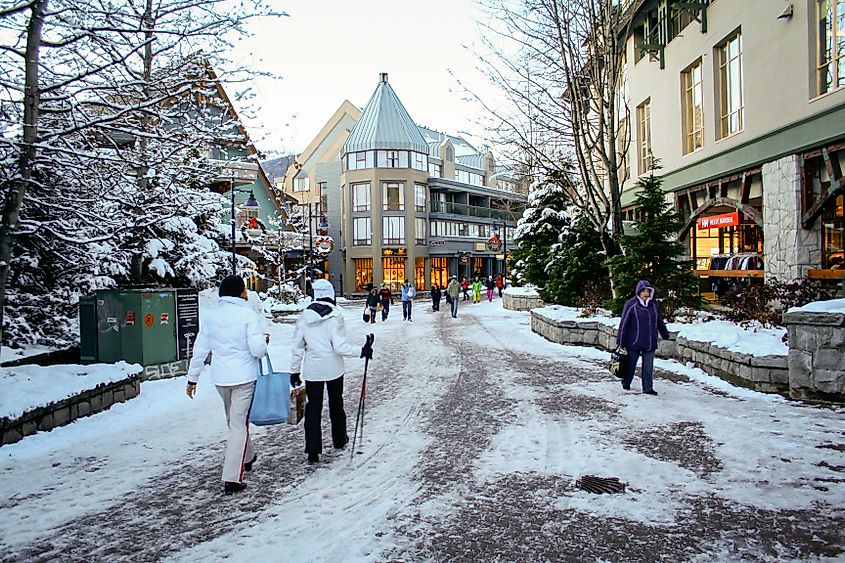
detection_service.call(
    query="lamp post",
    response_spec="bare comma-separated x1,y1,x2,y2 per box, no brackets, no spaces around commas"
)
230,174,260,275
492,221,508,281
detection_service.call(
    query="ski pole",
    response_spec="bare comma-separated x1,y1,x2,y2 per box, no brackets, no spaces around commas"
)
351,356,368,459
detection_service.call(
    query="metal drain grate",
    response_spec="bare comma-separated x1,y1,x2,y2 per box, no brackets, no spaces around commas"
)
576,475,626,494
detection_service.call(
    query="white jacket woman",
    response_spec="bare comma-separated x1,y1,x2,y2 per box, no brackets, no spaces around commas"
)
185,275,267,494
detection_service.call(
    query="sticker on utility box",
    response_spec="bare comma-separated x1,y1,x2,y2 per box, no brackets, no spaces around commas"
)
160,313,170,325
125,311,136,325
144,313,154,328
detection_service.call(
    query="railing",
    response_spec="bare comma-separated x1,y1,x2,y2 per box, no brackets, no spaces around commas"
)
430,201,517,221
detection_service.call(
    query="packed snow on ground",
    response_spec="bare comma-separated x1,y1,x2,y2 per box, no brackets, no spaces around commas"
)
0,361,141,420
502,285,541,297
789,297,845,314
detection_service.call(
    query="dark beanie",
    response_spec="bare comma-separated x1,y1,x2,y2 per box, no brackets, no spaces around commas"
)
218,275,245,298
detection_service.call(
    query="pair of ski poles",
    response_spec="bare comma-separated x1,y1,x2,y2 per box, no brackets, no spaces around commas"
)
351,334,374,460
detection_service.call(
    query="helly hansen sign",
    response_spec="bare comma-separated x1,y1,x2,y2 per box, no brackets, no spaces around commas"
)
698,211,739,230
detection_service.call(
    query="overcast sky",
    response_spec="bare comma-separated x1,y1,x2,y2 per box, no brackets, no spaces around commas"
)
226,0,499,158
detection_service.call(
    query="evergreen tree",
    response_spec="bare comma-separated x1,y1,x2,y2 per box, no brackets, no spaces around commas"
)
607,171,700,317
544,215,611,307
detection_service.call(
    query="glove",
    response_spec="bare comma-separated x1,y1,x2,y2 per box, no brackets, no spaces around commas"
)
290,373,302,387
360,333,375,360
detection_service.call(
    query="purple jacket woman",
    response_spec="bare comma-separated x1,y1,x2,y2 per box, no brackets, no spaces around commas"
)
615,280,670,395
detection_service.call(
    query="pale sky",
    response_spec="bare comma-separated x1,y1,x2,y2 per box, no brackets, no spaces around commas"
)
226,0,499,157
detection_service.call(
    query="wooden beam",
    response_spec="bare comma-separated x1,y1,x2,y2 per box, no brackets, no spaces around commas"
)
740,172,751,204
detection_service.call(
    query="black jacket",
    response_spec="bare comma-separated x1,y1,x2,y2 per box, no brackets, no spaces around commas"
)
365,293,380,308
379,288,394,304
484,279,495,290
431,287,442,301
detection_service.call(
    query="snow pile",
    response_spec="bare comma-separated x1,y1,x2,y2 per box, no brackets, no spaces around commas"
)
1,345,58,365
503,285,542,297
0,361,141,420
534,305,619,327
667,320,788,356
788,298,845,314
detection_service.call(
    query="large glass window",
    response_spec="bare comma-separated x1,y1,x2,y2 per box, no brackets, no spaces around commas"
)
353,183,371,211
415,218,426,245
718,31,744,139
354,258,373,292
383,182,404,211
353,217,371,246
823,194,844,268
294,176,310,192
415,257,425,289
456,169,484,186
414,184,426,212
429,162,442,178
431,257,449,287
383,216,405,244
682,59,704,154
413,152,428,171
817,0,845,95
382,257,405,290
637,98,653,174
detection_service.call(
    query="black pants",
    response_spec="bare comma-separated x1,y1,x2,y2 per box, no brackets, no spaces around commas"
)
304,376,346,454
381,301,390,321
432,297,440,311
403,300,412,319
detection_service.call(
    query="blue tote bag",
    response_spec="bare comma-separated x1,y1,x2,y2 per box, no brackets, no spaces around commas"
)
249,355,291,426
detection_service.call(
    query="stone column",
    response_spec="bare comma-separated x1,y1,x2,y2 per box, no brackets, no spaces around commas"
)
762,154,822,281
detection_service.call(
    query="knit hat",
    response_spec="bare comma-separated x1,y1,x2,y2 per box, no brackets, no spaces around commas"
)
218,275,245,298
312,279,335,301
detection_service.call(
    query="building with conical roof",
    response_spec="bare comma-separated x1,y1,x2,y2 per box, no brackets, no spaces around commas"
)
283,73,527,295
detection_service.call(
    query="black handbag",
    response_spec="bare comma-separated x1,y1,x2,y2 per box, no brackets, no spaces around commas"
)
363,305,371,323
610,347,628,379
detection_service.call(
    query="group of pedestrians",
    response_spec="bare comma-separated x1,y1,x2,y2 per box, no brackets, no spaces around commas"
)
364,280,417,322
458,274,504,304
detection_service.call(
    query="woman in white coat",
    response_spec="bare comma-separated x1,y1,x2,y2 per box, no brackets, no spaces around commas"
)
290,279,374,464
186,275,268,494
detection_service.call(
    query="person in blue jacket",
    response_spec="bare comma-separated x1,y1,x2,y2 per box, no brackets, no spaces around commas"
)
615,280,670,395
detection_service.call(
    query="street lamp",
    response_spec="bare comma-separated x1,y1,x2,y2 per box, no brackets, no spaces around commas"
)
230,174,260,275
492,221,508,282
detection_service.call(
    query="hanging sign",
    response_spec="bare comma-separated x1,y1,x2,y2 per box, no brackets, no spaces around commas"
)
314,236,334,255
698,211,739,230
487,235,503,252
458,252,470,265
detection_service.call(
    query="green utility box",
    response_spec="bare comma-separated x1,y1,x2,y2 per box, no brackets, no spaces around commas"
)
79,288,199,380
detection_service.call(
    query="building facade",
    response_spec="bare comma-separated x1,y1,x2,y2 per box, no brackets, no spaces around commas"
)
284,73,526,295
618,0,845,291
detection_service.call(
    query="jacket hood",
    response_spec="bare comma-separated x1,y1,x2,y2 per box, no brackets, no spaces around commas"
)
635,280,655,297
301,301,341,325
219,296,250,308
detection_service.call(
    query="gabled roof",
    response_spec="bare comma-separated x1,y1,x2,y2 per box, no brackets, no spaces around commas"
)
417,125,479,157
342,73,428,155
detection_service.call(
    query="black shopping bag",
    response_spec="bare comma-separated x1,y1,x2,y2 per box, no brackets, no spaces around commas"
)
609,348,628,379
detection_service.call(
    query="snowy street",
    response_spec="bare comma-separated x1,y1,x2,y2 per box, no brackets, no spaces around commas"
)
1,300,844,562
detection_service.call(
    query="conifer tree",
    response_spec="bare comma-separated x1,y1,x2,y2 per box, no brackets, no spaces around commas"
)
607,171,699,317
545,215,611,307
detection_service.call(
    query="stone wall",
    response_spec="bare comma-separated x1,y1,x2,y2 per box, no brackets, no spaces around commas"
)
762,154,822,281
503,291,544,311
1,374,142,446
531,310,789,393
783,309,845,402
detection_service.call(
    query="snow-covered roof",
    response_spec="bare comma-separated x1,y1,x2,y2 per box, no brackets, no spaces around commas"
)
417,125,479,157
456,154,485,169
342,73,429,155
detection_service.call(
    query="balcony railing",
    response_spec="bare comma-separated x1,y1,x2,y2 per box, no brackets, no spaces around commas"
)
430,201,517,221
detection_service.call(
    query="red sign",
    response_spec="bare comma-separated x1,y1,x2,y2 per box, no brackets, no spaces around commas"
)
125,311,136,326
160,313,170,325
698,211,739,230
487,236,503,252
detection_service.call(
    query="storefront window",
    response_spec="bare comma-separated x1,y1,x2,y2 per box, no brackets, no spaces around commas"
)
415,257,425,289
382,257,405,290
690,222,764,270
822,193,844,268
473,257,484,278
354,258,373,292
431,257,449,287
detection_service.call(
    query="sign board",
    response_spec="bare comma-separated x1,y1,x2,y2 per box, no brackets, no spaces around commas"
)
474,242,487,252
429,239,446,246
698,211,739,230
458,252,470,265
176,289,200,361
487,236,503,252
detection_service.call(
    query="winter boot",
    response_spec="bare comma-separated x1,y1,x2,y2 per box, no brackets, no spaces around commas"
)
224,481,247,495
307,453,320,464
244,455,257,472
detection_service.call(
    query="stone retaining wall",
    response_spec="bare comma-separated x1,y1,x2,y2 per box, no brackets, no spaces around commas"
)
530,311,789,393
783,309,845,402
1,374,142,446
502,292,544,311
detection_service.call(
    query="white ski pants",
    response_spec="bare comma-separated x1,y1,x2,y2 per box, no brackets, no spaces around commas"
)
216,381,255,483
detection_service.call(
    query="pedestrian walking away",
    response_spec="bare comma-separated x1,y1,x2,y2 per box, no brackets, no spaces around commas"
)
446,275,461,318
485,276,495,302
616,280,671,395
461,277,470,301
431,283,442,311
185,275,269,495
290,279,377,464
378,283,394,321
471,276,482,304
496,274,504,298
365,287,380,325
401,279,416,321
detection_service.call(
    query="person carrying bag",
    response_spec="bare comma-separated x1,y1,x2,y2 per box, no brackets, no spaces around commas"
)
249,355,290,426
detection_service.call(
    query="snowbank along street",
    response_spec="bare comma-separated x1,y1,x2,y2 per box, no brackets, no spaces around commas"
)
1,300,844,561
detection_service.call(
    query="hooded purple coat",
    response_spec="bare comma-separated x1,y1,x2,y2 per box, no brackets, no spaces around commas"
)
616,280,670,351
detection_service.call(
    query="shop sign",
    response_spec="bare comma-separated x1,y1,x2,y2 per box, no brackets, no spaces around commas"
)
429,239,446,246
474,242,487,251
698,211,739,230
458,252,470,265
487,236,502,252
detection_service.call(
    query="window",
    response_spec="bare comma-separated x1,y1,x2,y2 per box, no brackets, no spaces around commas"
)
383,216,405,244
387,151,399,167
414,184,426,212
429,162,442,178
456,169,484,186
294,176,310,192
382,257,405,291
822,194,844,268
347,151,374,170
669,4,693,40
415,257,425,289
353,217,371,246
415,218,426,245
637,99,653,173
353,183,371,211
318,182,328,214
354,258,373,292
383,182,404,211
445,145,454,161
413,152,428,171
816,0,845,95
717,31,743,139
682,59,704,154
431,257,449,287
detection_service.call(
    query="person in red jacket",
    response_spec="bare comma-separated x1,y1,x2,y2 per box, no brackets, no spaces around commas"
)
461,277,470,301
378,284,394,321
496,274,505,297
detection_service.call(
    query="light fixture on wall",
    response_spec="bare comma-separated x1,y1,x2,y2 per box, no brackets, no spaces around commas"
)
777,3,793,21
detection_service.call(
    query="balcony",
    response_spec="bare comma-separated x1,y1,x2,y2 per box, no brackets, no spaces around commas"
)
430,201,517,221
